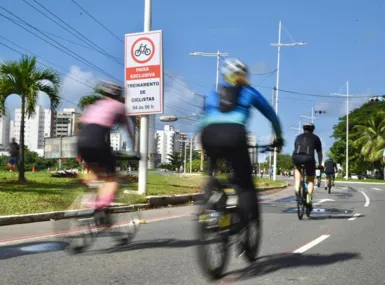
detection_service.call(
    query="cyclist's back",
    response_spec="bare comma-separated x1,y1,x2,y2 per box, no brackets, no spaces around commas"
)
292,131,322,174
324,159,336,175
200,58,283,224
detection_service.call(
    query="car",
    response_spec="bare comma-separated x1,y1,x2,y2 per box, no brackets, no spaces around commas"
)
350,173,358,179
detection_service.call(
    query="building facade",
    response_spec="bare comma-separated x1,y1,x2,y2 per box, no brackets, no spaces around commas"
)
110,132,122,151
0,112,10,150
54,108,79,137
156,125,181,164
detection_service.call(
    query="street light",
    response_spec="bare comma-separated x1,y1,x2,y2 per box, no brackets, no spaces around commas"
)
190,50,229,91
270,20,307,181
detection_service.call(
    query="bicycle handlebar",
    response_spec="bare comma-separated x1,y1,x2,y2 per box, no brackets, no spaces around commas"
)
247,144,276,153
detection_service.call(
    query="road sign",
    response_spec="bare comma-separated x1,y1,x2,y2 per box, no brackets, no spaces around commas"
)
125,30,163,116
44,136,78,159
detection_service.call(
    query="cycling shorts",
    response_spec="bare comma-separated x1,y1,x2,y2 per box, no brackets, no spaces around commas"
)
292,153,315,177
77,124,115,173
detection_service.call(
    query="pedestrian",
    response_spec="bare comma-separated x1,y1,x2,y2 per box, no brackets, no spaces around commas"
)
7,137,19,172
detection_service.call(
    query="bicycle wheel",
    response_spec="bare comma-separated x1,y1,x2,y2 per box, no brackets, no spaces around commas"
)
297,183,305,220
243,214,261,262
110,208,142,245
197,208,230,280
62,210,97,254
328,180,331,194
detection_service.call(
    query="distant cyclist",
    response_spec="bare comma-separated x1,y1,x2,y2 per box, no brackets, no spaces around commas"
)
77,81,134,210
324,157,337,189
199,58,284,228
292,122,323,209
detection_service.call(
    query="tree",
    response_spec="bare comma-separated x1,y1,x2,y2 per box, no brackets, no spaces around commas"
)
167,151,183,170
0,56,60,182
186,159,201,172
277,153,293,173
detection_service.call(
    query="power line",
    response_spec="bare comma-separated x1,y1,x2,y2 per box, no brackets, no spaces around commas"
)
70,0,123,43
29,0,123,64
0,6,122,82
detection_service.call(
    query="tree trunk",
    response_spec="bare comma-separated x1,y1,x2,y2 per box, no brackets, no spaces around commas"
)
18,96,26,183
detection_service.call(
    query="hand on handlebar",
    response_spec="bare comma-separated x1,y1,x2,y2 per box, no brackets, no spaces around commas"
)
272,137,285,152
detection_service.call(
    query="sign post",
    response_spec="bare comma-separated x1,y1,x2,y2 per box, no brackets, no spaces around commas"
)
125,6,163,195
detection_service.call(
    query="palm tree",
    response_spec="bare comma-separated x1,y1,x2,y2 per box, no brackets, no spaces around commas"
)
0,55,60,182
352,112,385,162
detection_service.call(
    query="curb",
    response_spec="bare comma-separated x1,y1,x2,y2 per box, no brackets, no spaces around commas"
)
334,181,385,185
0,184,288,226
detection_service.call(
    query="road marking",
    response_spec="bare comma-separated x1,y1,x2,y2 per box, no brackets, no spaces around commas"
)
360,191,370,207
348,213,361,221
371,188,382,191
313,198,335,206
292,235,330,254
0,212,192,246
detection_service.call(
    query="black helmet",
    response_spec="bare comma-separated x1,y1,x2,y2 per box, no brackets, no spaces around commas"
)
303,122,315,132
98,81,123,100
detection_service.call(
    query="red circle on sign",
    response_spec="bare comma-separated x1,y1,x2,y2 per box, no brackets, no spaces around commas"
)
131,37,155,64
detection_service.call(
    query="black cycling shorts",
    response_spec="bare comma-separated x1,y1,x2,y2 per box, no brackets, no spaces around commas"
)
292,153,316,177
77,124,115,173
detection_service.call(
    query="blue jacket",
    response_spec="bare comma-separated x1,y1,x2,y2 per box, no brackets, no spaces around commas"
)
199,84,282,137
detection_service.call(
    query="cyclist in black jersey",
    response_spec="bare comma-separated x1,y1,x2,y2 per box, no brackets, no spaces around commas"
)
292,122,323,209
324,157,337,189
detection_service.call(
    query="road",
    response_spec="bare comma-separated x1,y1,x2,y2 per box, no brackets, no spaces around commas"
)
1,180,384,284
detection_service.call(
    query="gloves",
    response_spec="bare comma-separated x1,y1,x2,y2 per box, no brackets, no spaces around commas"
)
273,137,285,152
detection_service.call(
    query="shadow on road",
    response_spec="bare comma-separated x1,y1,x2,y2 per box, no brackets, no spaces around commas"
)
0,241,68,260
309,214,365,221
222,252,361,281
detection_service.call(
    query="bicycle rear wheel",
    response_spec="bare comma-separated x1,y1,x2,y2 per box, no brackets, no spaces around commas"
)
197,208,230,280
297,183,305,220
243,214,261,262
109,208,142,245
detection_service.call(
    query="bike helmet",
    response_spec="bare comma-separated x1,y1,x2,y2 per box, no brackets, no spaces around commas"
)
303,122,315,132
98,81,123,100
221,58,249,85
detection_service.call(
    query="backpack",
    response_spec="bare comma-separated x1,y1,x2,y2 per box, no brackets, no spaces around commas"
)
294,135,313,156
219,86,243,113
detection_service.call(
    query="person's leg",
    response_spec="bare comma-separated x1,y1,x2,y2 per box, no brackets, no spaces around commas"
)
306,162,316,205
294,166,301,195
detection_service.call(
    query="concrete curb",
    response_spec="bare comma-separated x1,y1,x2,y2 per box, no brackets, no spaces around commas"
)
0,184,288,226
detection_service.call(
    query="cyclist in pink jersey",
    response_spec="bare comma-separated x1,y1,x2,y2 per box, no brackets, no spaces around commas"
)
77,81,134,209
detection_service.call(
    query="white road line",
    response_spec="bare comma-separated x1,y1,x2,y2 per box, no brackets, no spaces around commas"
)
292,235,330,254
361,191,370,207
371,188,382,191
313,198,335,206
348,213,361,221
358,188,365,191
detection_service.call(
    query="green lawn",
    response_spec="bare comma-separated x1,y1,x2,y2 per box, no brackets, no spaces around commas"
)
0,172,286,216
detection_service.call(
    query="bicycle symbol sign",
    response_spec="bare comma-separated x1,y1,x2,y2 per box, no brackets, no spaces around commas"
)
131,37,155,64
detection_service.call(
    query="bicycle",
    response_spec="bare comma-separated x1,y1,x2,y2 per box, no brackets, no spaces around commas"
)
325,173,332,194
296,164,312,220
134,44,151,56
196,144,275,280
58,152,142,254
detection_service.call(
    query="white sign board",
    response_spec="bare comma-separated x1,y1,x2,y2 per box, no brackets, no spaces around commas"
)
125,30,163,115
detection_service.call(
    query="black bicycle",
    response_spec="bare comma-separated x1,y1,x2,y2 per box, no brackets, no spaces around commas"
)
297,164,312,220
134,44,151,56
57,152,142,254
325,173,332,194
197,144,275,280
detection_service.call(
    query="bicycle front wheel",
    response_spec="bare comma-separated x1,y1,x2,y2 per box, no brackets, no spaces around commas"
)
243,215,261,262
110,208,142,245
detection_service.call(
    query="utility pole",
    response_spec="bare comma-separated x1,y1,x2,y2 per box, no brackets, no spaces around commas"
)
290,120,302,135
270,21,307,181
138,0,151,194
331,81,350,180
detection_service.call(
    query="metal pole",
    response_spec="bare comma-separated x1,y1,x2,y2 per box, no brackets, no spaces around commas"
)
138,0,151,195
216,50,220,91
184,141,187,174
190,136,193,173
346,81,349,180
272,21,282,181
58,136,62,170
269,88,274,174
200,96,206,172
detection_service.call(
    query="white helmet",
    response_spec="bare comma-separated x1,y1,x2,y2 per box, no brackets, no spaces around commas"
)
221,58,249,77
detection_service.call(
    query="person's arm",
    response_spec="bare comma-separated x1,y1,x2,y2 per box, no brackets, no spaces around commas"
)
316,136,323,166
248,86,282,138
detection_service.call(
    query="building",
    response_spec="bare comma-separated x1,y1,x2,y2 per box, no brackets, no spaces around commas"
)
248,135,257,165
156,125,181,164
0,112,10,150
12,105,46,151
54,108,79,137
44,109,54,138
110,132,122,151
179,132,188,153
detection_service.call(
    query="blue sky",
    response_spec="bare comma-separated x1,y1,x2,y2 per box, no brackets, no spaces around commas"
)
0,0,384,157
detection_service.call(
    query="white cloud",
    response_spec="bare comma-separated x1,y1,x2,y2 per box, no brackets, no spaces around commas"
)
250,62,270,74
338,88,371,116
57,65,99,109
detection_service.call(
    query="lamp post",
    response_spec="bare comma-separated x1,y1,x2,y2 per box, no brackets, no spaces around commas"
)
270,20,307,181
189,50,229,91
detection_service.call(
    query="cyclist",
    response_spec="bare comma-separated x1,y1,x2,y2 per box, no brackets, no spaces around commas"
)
292,122,323,209
315,166,322,187
77,81,134,210
199,58,284,228
324,157,337,189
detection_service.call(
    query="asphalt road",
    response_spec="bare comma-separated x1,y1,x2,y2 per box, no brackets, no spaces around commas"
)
1,180,384,285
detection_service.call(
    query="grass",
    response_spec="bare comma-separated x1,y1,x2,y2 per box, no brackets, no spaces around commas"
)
0,172,286,216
